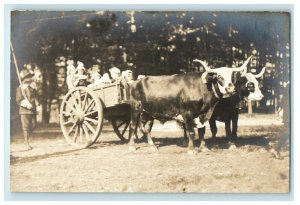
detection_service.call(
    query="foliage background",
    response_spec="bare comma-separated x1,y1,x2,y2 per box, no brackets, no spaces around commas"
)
10,11,290,125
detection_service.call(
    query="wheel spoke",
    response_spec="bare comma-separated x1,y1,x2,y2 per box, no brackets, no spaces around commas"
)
65,100,77,113
72,125,79,142
79,125,83,143
68,123,77,135
64,119,74,125
84,100,95,113
84,110,98,117
121,122,130,136
117,121,126,128
84,121,96,134
111,117,131,141
85,117,98,124
82,92,88,111
70,95,79,109
82,124,91,142
77,90,82,109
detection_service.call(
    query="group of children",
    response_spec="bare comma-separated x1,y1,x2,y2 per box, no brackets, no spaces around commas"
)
66,60,135,90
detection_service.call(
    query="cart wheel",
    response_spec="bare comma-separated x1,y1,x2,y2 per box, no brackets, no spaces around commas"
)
111,116,131,142
60,86,103,148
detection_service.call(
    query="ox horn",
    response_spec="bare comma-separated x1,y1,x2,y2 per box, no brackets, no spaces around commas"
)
254,67,266,78
193,59,215,73
241,66,247,77
232,55,253,72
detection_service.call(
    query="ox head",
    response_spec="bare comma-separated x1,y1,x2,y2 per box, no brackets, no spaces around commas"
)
193,56,252,97
240,67,265,101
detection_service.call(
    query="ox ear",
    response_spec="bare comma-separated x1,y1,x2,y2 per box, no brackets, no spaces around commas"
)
202,72,217,84
201,72,208,83
241,67,247,77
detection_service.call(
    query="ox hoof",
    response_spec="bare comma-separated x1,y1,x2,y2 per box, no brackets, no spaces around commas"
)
270,148,281,159
149,145,158,152
199,146,210,153
182,140,188,147
228,143,237,150
187,149,198,156
128,146,136,152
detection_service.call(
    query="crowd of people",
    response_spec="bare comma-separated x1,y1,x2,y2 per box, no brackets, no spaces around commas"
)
66,60,136,90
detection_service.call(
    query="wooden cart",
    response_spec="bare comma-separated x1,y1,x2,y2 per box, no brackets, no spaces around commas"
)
59,83,132,148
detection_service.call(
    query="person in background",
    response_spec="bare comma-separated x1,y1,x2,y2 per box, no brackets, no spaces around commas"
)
16,69,37,150
270,80,290,159
122,70,134,83
282,81,290,127
66,60,77,89
25,63,34,75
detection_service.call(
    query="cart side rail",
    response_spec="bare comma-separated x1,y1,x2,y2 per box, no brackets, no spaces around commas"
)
92,82,130,108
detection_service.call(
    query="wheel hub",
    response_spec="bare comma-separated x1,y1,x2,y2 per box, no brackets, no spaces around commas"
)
75,110,85,124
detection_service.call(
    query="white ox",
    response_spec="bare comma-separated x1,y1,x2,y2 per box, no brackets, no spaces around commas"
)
193,56,252,97
241,66,265,101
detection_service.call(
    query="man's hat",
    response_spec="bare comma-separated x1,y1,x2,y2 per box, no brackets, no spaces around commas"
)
20,69,34,81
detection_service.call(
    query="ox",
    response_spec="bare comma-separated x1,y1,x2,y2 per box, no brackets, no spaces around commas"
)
194,65,266,150
127,57,252,154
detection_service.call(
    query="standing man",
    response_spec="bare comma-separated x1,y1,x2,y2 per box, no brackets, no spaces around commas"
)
270,80,290,159
16,69,37,150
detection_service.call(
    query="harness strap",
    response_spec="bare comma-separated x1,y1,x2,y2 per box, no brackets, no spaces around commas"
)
212,81,223,99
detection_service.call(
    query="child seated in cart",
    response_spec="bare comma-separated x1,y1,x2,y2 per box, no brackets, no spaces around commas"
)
121,70,134,84
109,67,122,83
74,61,88,86
66,61,88,89
86,66,137,90
87,73,112,89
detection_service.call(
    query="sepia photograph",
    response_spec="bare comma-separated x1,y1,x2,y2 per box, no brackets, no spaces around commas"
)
9,9,291,193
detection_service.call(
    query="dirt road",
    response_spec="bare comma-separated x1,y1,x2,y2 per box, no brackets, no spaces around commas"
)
10,115,290,193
